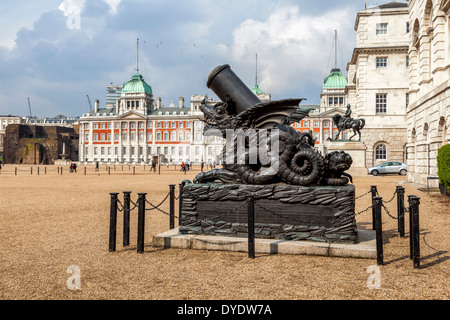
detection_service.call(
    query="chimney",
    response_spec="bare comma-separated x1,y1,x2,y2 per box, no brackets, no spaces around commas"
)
179,97,185,108
156,97,161,109
95,99,99,112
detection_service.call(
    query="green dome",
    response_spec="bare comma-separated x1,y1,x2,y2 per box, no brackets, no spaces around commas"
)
323,68,348,88
251,84,264,95
122,74,153,95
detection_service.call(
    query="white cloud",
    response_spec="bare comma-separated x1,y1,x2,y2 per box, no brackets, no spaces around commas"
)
229,5,354,99
103,0,122,15
58,0,86,16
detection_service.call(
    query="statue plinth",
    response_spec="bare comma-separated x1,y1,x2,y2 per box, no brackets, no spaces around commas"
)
325,140,367,176
180,183,357,244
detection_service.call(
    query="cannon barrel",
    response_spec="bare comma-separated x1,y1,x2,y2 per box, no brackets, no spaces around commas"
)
207,64,262,114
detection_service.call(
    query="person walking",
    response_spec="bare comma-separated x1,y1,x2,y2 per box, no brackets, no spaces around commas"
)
95,161,99,172
201,161,204,172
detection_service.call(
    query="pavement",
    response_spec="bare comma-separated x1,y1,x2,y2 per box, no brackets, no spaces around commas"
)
153,228,377,259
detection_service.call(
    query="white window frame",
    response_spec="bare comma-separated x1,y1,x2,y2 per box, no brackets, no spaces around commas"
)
376,23,388,35
375,144,387,160
376,57,388,68
376,93,387,114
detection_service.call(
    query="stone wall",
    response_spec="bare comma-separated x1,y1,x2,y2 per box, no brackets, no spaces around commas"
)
406,0,450,186
3,124,79,164
361,128,407,167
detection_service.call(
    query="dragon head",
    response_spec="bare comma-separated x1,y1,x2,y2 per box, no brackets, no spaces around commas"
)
200,97,238,136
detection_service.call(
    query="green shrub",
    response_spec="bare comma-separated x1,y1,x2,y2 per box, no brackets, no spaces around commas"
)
437,144,450,193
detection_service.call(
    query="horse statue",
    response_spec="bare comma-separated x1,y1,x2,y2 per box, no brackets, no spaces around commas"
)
332,113,365,141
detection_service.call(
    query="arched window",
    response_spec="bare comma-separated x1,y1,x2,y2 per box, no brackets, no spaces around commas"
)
423,123,429,142
439,117,447,147
375,144,387,160
424,0,433,79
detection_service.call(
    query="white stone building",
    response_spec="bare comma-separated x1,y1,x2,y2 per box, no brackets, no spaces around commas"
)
78,73,224,165
407,0,450,184
346,1,410,168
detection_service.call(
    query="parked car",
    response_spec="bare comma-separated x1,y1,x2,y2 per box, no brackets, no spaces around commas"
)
368,161,408,176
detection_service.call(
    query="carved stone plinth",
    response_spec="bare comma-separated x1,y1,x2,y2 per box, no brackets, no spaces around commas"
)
179,183,357,243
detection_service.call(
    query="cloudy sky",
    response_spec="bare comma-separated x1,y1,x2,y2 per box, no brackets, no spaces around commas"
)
0,0,400,118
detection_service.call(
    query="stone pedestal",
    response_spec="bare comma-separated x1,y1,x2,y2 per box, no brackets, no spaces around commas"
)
180,183,357,244
325,141,367,176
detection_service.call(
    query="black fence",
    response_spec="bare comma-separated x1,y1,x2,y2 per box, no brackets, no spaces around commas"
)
1,164,205,176
355,185,421,268
108,184,426,268
108,183,183,254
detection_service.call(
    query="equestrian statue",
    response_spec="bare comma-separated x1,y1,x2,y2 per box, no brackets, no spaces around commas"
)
331,104,365,141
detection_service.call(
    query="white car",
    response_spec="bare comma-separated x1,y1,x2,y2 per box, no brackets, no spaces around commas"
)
368,161,408,176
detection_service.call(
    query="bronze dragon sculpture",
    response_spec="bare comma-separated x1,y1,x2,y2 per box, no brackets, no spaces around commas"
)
193,64,353,186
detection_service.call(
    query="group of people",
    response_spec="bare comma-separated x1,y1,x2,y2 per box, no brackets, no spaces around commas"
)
69,162,77,173
180,161,190,172
201,161,216,171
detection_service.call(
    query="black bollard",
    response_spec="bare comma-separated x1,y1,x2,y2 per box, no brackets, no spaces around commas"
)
396,186,405,237
247,197,255,259
31,167,33,175
178,183,184,223
370,185,378,230
123,191,131,247
84,166,86,175
37,167,39,175
137,193,147,253
158,164,160,175
373,196,383,266
45,167,46,174
133,166,135,175
169,185,175,229
15,167,17,176
109,193,119,252
411,196,421,268
408,195,414,259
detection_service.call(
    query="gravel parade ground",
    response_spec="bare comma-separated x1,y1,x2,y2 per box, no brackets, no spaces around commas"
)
0,164,448,300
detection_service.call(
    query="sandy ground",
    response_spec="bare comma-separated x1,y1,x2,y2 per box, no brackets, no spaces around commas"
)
0,163,448,300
